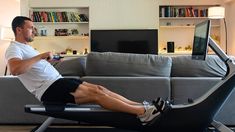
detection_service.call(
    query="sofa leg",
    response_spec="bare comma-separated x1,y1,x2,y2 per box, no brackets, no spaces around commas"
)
34,117,55,132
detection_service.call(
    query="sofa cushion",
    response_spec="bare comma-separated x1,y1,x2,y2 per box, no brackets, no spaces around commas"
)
85,52,172,77
81,76,171,102
52,57,86,76
171,77,221,104
171,55,227,77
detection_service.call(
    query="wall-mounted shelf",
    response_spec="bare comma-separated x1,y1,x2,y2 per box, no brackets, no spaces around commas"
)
159,17,208,20
34,36,89,40
29,7,89,36
28,6,90,55
158,4,222,54
33,22,89,24
160,26,195,28
160,25,220,29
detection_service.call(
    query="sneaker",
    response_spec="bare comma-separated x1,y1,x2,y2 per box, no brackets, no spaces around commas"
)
138,98,170,125
138,100,160,125
152,97,166,112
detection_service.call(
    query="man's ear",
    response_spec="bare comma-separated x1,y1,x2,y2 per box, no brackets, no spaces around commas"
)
16,27,22,35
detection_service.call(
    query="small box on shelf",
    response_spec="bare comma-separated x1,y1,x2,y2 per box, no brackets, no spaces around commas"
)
38,26,47,36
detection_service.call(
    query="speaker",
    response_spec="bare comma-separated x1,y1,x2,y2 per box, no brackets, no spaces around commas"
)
167,41,174,53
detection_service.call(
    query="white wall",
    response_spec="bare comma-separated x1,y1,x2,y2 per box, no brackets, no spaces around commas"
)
0,0,20,75
159,0,220,5
224,0,235,55
28,0,158,29
24,0,159,57
89,0,158,29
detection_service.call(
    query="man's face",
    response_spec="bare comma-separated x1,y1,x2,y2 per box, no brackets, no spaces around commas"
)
18,20,35,42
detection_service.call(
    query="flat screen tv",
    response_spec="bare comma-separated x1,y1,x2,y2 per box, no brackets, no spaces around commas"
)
192,20,211,60
90,29,158,54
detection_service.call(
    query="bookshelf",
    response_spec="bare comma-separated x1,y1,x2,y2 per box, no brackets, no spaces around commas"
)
28,7,90,55
29,7,89,37
158,5,221,54
160,6,208,18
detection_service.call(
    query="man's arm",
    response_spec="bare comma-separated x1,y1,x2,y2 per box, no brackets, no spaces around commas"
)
8,52,52,75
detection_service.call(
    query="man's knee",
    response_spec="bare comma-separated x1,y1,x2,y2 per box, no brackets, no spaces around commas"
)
93,86,107,95
76,84,108,102
79,84,106,96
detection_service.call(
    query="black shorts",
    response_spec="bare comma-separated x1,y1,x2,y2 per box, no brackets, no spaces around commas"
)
41,78,82,104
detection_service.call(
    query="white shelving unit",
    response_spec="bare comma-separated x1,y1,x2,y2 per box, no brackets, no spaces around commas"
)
158,4,222,54
30,7,89,37
28,6,90,55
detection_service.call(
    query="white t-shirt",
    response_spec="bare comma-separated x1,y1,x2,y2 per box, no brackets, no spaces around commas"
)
5,41,62,101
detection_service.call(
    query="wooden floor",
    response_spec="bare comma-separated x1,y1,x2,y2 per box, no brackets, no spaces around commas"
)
0,125,36,132
0,125,117,132
0,125,234,132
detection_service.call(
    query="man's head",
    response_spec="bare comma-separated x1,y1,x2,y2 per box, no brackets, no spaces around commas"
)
11,16,35,43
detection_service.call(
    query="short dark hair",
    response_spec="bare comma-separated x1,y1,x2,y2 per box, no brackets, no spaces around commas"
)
11,16,32,35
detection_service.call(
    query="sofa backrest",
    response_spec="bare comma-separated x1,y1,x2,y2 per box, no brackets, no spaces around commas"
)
85,52,172,77
52,53,228,78
52,57,86,77
171,55,227,77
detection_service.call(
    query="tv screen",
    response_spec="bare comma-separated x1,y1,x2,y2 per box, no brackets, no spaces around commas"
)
192,20,211,60
90,29,158,54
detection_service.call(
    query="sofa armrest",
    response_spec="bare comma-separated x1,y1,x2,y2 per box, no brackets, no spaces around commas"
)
0,76,78,124
0,76,45,123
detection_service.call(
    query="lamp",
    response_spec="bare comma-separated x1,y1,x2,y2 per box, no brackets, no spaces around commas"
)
0,26,14,76
208,7,225,19
208,6,227,54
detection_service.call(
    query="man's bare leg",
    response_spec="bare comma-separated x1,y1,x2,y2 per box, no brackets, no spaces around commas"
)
82,82,141,105
71,83,145,116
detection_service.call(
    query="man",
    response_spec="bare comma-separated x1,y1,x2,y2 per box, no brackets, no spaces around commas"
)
5,16,168,125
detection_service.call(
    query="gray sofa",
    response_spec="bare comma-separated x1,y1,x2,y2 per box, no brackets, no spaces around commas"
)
0,52,235,126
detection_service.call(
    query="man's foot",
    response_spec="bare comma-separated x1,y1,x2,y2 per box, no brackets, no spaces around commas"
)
138,98,170,125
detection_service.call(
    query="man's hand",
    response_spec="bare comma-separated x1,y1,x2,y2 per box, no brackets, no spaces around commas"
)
40,52,53,61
